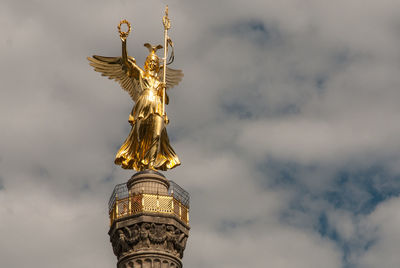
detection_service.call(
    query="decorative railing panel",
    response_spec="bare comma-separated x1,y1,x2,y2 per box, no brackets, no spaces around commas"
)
109,193,189,226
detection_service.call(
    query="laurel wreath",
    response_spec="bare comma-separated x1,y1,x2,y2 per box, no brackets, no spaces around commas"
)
118,20,131,38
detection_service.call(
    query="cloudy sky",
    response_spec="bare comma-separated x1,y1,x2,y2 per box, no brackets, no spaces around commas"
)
2,0,400,267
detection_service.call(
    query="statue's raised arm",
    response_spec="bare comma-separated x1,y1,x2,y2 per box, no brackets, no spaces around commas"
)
87,20,143,102
119,20,144,80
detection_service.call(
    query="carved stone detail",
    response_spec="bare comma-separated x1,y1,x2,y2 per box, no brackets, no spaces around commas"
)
118,254,180,268
111,222,189,259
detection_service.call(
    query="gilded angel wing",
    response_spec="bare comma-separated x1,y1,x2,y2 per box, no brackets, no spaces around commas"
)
158,66,184,89
87,55,141,102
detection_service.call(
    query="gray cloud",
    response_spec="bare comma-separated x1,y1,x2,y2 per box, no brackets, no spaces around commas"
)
1,0,400,267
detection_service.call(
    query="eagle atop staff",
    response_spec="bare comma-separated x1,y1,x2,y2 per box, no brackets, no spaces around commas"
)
87,8,183,171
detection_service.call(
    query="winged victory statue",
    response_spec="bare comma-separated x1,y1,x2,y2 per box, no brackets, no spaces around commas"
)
87,8,183,171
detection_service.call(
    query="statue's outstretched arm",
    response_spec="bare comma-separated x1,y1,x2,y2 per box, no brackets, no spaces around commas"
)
118,20,143,78
121,37,129,65
120,37,143,78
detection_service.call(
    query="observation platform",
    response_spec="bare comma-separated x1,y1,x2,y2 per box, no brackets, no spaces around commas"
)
108,173,189,227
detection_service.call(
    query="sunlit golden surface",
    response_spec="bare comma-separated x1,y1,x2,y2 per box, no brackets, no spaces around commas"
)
109,193,189,226
88,13,183,171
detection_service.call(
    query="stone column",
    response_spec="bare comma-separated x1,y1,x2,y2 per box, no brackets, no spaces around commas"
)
109,171,189,268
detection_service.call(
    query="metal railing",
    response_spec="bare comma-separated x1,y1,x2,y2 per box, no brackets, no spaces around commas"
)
108,181,189,226
169,180,190,207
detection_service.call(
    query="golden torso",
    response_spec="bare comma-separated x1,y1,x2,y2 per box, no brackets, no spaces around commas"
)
141,72,162,100
130,72,163,123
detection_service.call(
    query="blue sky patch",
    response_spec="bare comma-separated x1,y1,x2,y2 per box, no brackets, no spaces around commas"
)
327,167,400,214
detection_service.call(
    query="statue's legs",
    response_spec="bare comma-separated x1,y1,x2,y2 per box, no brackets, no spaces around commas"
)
115,113,176,171
144,114,164,170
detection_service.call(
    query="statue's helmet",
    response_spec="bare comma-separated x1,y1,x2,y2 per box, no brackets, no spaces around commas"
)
144,43,163,72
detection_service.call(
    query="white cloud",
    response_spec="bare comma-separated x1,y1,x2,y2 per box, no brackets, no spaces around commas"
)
356,197,400,268
1,0,400,267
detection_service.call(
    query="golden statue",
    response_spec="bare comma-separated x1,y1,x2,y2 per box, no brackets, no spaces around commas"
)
88,8,182,171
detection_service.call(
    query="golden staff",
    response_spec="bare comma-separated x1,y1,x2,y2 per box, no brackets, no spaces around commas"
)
162,6,171,116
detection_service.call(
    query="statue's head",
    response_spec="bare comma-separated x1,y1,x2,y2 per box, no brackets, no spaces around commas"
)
144,43,162,73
